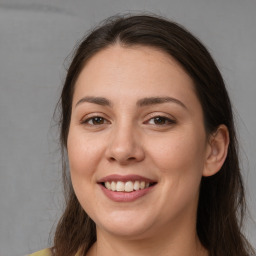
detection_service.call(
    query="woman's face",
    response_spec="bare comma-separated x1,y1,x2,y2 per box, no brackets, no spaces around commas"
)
67,45,211,239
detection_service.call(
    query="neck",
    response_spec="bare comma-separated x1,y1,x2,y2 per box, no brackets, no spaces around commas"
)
86,223,208,256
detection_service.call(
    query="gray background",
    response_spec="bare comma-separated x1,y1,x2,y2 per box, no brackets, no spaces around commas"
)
0,0,255,255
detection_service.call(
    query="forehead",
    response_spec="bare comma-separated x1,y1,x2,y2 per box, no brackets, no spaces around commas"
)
73,44,200,110
77,44,192,85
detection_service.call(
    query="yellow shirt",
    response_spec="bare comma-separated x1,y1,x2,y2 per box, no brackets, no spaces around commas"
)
28,248,81,256
29,249,52,256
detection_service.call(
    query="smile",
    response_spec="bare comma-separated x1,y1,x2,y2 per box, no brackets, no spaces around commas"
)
104,180,154,192
98,174,157,202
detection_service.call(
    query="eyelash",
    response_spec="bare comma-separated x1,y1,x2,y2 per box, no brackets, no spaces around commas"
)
81,115,176,127
81,116,109,126
145,116,176,126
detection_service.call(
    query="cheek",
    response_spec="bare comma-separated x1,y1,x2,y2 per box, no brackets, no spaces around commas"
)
67,130,103,212
150,130,206,214
149,130,206,174
67,129,104,180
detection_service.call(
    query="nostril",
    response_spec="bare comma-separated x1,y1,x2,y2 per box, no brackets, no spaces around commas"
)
108,156,137,163
109,157,116,162
127,157,136,161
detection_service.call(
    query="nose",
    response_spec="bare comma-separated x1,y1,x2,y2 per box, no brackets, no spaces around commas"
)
105,124,145,165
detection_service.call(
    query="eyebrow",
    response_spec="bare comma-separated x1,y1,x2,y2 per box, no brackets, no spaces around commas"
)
75,96,112,107
75,96,187,110
136,97,187,109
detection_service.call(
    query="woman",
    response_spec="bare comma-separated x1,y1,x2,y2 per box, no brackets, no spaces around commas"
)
29,14,255,256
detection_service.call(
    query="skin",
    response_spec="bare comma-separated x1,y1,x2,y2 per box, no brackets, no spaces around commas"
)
67,45,229,256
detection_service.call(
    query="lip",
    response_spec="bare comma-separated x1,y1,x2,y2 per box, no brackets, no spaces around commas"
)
99,184,155,202
97,174,157,202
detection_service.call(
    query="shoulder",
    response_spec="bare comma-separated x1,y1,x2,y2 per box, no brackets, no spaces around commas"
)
27,248,52,256
26,248,82,256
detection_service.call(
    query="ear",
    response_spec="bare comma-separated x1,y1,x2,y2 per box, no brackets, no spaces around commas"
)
203,124,230,177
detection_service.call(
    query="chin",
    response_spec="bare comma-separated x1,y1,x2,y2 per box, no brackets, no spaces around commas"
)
100,223,152,240
94,211,156,239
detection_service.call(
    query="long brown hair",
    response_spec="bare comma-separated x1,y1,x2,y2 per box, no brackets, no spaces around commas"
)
53,14,255,256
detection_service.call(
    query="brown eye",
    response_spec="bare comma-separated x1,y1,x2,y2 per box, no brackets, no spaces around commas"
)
91,117,104,125
82,116,108,125
148,116,175,125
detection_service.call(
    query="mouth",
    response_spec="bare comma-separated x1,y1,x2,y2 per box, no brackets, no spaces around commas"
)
97,174,157,201
101,180,156,192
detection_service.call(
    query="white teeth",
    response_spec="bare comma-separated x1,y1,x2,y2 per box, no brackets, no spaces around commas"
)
104,180,152,192
134,181,140,191
105,181,111,190
140,181,145,189
111,181,116,191
125,181,134,192
116,181,124,191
